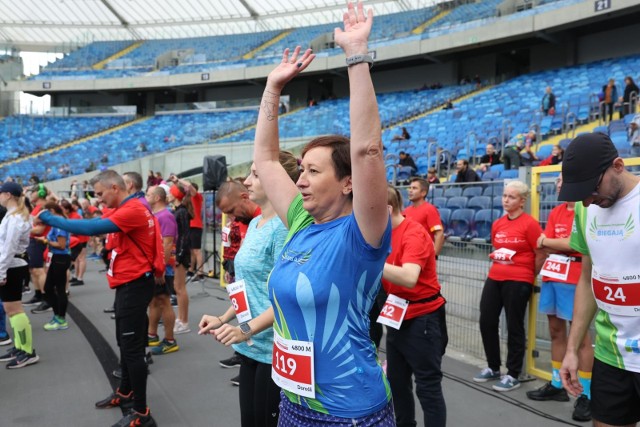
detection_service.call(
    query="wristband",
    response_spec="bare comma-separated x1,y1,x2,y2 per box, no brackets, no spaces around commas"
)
346,54,374,69
216,316,224,325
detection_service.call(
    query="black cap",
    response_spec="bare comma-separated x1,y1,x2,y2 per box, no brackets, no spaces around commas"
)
0,181,23,197
559,133,619,201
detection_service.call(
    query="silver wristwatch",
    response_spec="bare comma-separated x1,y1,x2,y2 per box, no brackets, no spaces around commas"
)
239,322,252,336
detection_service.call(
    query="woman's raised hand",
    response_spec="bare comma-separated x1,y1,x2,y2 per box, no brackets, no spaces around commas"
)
334,1,373,57
266,46,315,92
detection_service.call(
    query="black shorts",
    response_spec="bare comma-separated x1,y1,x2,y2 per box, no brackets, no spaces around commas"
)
0,265,30,302
70,242,87,262
189,227,202,250
154,275,173,296
27,239,46,269
592,358,640,425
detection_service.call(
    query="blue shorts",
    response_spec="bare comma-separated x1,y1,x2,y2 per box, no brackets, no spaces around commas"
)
539,281,576,321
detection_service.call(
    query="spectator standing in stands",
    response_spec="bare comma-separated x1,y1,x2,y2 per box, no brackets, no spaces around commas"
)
38,170,160,427
526,174,592,422
620,76,639,117
558,134,640,427
538,144,564,166
442,99,454,110
455,159,481,183
167,184,192,335
382,186,447,427
403,177,444,256
601,78,618,122
146,171,156,189
398,151,417,176
168,176,204,282
478,144,501,172
502,135,524,170
100,153,109,164
541,86,556,116
474,180,545,391
427,167,440,184
392,127,411,141
146,186,179,355
36,202,71,331
0,182,38,369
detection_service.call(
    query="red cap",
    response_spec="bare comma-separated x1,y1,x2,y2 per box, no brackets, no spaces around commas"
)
170,185,185,201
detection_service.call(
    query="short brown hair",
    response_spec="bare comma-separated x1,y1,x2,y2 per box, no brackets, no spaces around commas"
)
410,177,429,197
280,150,300,183
301,135,351,181
43,201,65,217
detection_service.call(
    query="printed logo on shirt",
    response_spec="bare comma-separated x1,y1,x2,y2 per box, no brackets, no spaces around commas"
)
554,224,569,238
625,339,640,354
588,214,634,241
281,248,312,265
494,231,525,244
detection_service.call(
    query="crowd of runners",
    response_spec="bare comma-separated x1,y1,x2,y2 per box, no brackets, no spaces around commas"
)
0,3,639,427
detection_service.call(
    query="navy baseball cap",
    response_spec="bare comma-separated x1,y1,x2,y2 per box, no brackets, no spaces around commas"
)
0,181,23,197
559,133,619,201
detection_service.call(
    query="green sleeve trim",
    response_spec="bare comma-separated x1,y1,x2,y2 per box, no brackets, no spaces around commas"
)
570,202,590,255
285,194,314,243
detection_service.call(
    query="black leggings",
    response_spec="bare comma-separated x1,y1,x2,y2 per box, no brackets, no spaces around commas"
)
479,278,532,378
238,354,281,427
44,254,71,318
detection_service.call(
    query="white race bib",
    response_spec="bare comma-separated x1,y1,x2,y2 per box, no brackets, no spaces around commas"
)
541,254,571,281
489,248,516,264
592,269,640,316
221,226,231,248
107,250,117,277
226,279,252,323
45,251,53,269
376,294,409,330
272,330,315,398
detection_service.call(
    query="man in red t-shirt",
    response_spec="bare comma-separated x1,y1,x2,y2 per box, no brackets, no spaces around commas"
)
169,175,205,281
381,186,447,427
24,186,52,311
38,170,159,427
213,180,261,374
402,177,444,255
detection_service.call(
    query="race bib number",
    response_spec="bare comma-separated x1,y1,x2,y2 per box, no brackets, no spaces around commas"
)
45,251,53,269
592,269,640,316
221,226,231,248
107,250,117,277
376,294,409,330
541,254,571,281
226,279,252,323
489,248,516,264
272,330,315,398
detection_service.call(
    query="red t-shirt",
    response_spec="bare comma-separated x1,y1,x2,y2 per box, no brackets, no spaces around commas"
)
31,205,51,238
189,192,203,229
489,213,542,284
403,202,443,241
542,203,581,284
382,219,445,319
68,211,90,244
103,197,157,288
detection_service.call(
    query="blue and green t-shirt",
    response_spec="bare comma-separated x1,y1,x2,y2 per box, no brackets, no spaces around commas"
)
267,194,392,418
47,227,70,255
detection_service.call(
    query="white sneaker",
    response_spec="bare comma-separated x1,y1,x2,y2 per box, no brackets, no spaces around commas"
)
173,320,191,335
492,374,521,392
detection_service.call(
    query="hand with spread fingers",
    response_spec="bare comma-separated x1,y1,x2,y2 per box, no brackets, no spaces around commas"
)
334,1,373,57
266,46,315,92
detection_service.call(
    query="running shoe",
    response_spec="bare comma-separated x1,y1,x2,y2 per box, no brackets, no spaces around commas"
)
95,389,134,410
492,375,521,392
147,335,161,347
219,352,242,368
31,301,52,314
0,346,19,362
111,407,156,427
526,382,569,401
6,349,39,369
173,320,190,335
104,306,115,313
70,280,84,287
572,395,592,422
44,316,69,331
22,295,42,306
22,285,32,295
0,334,11,346
472,367,501,383
150,339,179,355
230,375,240,386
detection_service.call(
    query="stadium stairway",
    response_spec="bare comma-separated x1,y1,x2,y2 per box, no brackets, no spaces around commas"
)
0,116,148,168
243,30,292,60
411,9,451,34
92,41,144,70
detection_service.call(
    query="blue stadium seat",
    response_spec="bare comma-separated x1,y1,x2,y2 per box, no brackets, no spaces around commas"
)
493,196,503,210
433,197,448,210
430,187,445,198
536,145,553,159
449,209,475,240
500,169,518,179
462,186,483,197
444,187,462,197
467,196,491,211
446,196,468,210
483,184,504,197
438,208,451,233
473,209,502,241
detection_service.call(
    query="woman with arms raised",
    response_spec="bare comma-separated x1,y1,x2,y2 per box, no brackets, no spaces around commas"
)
206,2,393,425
